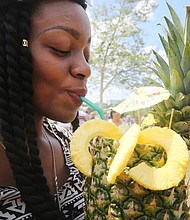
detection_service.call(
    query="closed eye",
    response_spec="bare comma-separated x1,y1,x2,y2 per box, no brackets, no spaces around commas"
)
50,47,70,57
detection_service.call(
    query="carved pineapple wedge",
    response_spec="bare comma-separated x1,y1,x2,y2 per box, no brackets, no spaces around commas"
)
70,119,123,176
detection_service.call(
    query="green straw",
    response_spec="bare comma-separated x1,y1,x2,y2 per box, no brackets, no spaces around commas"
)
80,96,107,120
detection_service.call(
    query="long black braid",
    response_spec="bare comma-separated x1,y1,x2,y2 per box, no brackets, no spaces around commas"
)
0,0,87,219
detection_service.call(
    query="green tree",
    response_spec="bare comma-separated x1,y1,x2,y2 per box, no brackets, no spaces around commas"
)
88,0,158,107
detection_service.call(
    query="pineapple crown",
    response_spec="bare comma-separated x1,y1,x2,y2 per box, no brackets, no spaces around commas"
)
149,3,190,143
151,3,190,100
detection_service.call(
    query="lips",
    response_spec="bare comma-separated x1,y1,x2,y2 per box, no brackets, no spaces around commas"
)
67,88,87,106
68,92,82,106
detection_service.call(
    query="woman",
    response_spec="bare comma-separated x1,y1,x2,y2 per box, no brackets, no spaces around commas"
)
0,0,91,219
108,110,129,134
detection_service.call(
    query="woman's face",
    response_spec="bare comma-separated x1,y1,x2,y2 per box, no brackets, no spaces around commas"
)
112,111,121,120
30,0,91,123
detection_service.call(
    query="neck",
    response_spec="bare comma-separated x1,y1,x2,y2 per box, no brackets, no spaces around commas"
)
112,118,121,125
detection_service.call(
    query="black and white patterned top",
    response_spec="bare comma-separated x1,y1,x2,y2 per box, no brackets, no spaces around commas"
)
0,118,85,220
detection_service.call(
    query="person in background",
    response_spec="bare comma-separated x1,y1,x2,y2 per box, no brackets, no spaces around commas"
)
125,114,135,126
85,109,90,121
78,109,87,125
108,110,129,134
0,0,91,219
89,111,96,120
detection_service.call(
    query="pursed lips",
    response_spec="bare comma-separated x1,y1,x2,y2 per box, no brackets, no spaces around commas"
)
67,87,87,97
67,88,87,106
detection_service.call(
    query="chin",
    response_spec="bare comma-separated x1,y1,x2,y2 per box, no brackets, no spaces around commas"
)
45,110,78,124
59,112,78,124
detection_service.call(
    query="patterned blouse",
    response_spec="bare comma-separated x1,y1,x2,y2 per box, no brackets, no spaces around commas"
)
0,118,85,220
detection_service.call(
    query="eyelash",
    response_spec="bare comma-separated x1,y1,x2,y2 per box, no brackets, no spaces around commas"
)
50,46,90,62
50,47,70,57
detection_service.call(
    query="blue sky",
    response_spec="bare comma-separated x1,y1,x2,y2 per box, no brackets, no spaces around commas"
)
143,0,189,49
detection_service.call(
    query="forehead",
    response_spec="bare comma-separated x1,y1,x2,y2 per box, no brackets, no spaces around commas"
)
30,0,91,38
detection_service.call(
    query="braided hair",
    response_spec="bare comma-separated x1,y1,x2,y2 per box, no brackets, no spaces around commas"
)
0,0,87,219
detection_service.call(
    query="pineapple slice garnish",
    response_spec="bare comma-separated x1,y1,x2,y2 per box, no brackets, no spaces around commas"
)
129,127,189,190
107,123,140,184
70,119,123,176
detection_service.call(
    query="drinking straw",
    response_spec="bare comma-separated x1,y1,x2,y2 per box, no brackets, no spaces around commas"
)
80,96,107,120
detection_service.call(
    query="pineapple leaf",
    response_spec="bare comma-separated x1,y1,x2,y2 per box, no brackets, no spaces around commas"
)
181,42,190,76
156,101,168,113
150,110,168,126
183,69,190,94
168,35,182,62
153,50,170,78
152,62,170,90
164,97,176,109
145,77,163,87
175,92,190,108
181,105,190,119
165,109,182,122
168,48,184,78
166,1,184,40
184,7,190,43
172,121,189,133
164,16,184,56
157,23,170,38
170,69,185,98
158,34,169,57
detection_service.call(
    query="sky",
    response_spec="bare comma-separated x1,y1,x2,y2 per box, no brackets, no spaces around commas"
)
86,0,190,103
143,0,189,50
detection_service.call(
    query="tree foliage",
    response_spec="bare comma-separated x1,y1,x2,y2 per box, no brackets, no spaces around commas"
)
88,0,158,107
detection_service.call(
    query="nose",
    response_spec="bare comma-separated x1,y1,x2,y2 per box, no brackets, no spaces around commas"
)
70,54,91,79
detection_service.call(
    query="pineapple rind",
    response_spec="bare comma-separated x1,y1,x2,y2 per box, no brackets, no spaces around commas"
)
70,119,122,176
129,126,188,190
84,137,117,219
84,135,190,219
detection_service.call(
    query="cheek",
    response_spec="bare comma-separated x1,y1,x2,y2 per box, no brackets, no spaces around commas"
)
32,58,58,106
32,55,63,84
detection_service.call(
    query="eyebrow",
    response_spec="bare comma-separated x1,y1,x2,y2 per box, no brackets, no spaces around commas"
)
40,25,91,43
